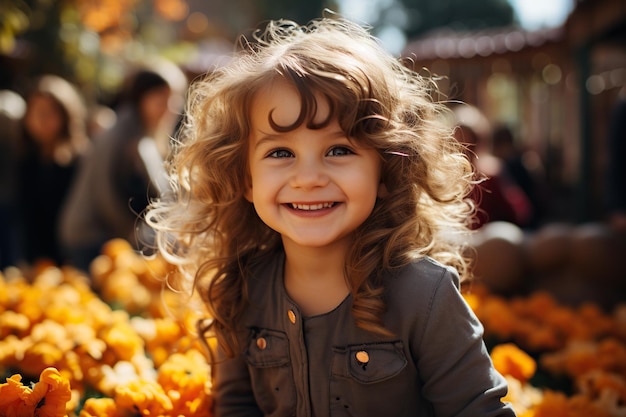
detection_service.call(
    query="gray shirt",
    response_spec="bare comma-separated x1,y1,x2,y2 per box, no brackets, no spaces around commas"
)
213,251,516,417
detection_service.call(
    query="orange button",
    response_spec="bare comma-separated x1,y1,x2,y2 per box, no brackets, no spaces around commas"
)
256,337,267,350
355,350,369,364
288,310,297,324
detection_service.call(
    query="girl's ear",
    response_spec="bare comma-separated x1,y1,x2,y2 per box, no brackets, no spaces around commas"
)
377,181,389,198
244,175,253,202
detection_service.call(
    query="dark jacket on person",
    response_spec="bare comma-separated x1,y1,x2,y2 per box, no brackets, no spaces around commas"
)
212,250,516,417
18,143,77,264
59,106,157,268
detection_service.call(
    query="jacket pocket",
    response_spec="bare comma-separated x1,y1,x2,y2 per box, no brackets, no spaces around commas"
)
330,341,419,416
244,327,290,367
335,341,408,384
244,327,296,416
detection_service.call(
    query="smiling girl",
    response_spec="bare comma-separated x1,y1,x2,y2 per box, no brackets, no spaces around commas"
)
147,15,516,417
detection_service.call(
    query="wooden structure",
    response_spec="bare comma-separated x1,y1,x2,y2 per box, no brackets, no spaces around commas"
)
403,0,626,223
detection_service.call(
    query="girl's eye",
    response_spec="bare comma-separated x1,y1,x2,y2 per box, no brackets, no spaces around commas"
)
268,149,293,158
327,146,354,157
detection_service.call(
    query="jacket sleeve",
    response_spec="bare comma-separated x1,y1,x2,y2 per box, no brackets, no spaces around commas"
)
414,267,517,417
212,346,263,417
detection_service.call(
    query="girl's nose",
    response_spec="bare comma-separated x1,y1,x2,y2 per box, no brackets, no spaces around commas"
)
290,157,329,189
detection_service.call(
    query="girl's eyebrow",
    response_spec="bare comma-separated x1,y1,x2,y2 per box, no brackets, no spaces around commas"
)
253,129,348,150
252,133,282,150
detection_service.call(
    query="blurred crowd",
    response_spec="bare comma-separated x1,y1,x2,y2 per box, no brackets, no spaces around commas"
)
0,58,187,274
0,60,624,277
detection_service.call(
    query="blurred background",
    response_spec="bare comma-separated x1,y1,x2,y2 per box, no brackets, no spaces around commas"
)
1,0,624,224
0,0,625,306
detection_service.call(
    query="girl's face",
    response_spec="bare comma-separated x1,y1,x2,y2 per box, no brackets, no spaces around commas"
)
24,94,65,145
245,78,384,252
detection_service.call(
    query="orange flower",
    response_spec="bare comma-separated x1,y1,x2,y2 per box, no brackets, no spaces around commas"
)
115,379,173,415
532,389,615,417
491,343,537,383
0,374,32,414
0,310,30,338
532,390,573,417
576,303,614,339
523,323,561,351
156,349,213,416
100,269,151,315
79,398,122,417
597,338,626,373
158,349,211,394
540,339,625,379
13,282,45,324
140,254,175,292
577,370,626,405
100,319,145,361
100,238,134,260
501,376,544,415
462,292,481,312
20,342,64,377
476,297,517,339
28,367,72,417
0,335,28,369
0,368,72,417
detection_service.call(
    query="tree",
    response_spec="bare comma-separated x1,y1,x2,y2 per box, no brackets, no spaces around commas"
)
354,0,515,53
401,0,515,37
255,0,331,25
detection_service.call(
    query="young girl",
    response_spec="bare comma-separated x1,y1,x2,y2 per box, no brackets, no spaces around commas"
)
147,16,516,417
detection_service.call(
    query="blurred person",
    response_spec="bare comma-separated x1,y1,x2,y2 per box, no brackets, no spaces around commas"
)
16,75,90,267
604,92,626,232
0,89,26,269
492,123,548,229
59,59,187,271
450,103,532,229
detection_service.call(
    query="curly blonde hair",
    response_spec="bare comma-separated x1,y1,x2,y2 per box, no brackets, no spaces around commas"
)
146,15,475,356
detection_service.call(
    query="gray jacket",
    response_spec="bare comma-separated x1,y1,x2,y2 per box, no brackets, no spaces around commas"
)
59,107,154,249
213,251,516,417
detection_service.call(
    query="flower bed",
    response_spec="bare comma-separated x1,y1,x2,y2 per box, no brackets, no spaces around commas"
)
0,239,212,417
1,239,625,416
466,285,626,416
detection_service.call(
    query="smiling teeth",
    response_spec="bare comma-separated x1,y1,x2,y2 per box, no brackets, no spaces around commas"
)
291,202,334,210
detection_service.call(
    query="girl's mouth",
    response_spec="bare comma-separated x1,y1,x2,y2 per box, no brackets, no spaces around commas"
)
289,202,336,211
